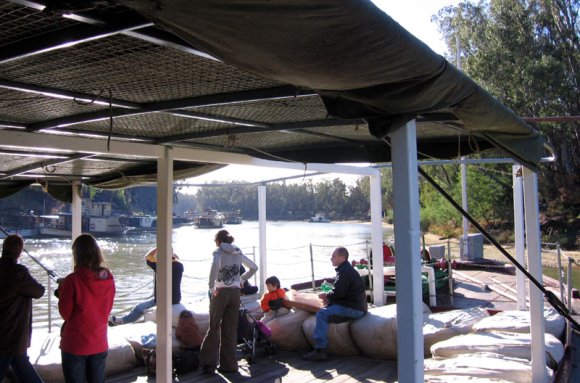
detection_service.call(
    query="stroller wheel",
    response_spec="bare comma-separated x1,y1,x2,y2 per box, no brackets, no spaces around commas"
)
265,342,276,355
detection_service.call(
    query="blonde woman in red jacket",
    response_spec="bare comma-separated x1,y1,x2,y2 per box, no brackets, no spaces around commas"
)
260,276,289,323
57,234,115,383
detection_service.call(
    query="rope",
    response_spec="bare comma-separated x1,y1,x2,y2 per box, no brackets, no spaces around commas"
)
115,279,154,298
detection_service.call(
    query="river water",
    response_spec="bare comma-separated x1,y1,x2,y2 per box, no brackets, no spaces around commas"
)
18,221,393,331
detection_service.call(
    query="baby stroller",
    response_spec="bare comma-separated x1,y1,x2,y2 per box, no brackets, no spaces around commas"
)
237,301,276,363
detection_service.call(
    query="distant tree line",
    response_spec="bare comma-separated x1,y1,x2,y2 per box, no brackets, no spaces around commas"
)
181,178,372,221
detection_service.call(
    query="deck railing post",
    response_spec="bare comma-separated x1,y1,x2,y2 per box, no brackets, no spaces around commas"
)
556,244,565,303
310,243,315,290
47,273,52,333
447,239,453,305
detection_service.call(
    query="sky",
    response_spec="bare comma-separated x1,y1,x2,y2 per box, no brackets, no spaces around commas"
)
186,1,461,188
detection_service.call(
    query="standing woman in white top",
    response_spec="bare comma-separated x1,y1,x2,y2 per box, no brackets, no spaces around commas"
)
199,229,257,374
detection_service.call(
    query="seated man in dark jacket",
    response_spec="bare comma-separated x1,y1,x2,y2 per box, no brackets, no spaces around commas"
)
302,246,367,361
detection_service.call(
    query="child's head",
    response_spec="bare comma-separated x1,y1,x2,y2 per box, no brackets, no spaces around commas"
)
179,309,193,319
265,276,281,291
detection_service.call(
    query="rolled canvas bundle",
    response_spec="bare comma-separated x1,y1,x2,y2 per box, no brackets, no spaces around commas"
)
350,304,399,360
350,303,432,360
423,307,490,357
424,352,554,383
28,331,137,383
430,331,564,369
472,307,565,339
268,309,311,351
302,315,359,356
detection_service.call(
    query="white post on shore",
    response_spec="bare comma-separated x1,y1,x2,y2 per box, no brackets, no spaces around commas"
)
390,119,423,383
258,184,267,294
156,147,174,383
522,167,547,383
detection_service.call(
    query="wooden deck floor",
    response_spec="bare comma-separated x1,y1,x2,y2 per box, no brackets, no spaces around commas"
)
109,350,397,383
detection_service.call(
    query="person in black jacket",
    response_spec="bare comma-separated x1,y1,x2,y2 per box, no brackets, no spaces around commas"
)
302,246,367,361
0,234,45,382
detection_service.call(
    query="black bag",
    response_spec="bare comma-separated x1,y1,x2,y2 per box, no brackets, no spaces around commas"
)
142,348,156,376
173,348,199,374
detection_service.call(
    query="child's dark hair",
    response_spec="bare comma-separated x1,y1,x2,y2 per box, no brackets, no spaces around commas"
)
265,276,281,289
179,309,193,318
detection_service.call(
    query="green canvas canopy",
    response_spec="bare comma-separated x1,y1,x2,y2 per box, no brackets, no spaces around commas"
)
121,0,544,167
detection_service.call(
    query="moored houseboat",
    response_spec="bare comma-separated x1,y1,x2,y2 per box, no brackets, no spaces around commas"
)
224,210,243,224
38,201,127,237
195,209,224,228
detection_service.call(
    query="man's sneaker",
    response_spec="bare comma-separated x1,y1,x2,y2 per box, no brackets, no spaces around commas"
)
108,315,122,327
302,348,327,361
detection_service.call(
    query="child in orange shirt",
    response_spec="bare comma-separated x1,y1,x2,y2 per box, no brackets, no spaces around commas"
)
260,276,290,323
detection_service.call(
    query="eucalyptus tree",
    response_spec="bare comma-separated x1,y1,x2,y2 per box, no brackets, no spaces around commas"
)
434,0,579,247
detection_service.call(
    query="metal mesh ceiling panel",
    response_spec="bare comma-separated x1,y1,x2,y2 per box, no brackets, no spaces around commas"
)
0,153,46,173
0,88,105,123
192,129,341,154
44,158,139,177
304,124,374,140
0,35,284,103
0,3,76,48
62,112,232,138
192,96,329,124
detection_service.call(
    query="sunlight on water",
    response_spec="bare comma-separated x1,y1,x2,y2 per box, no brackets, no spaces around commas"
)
17,221,392,331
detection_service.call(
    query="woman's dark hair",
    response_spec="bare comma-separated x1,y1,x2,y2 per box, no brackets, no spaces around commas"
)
215,229,234,244
72,233,106,271
1,234,23,259
265,276,281,289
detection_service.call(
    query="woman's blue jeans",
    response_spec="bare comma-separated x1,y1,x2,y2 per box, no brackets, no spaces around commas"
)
0,354,44,383
313,304,365,349
61,350,107,383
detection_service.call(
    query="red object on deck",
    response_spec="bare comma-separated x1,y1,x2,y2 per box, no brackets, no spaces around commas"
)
383,243,394,261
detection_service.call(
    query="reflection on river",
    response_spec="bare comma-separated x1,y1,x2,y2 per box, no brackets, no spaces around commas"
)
19,221,392,331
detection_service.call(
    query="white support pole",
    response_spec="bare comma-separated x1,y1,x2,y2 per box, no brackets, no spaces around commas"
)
258,185,267,294
71,180,82,241
522,167,547,382
461,157,469,259
156,147,174,383
390,120,423,383
512,165,527,310
369,172,385,305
